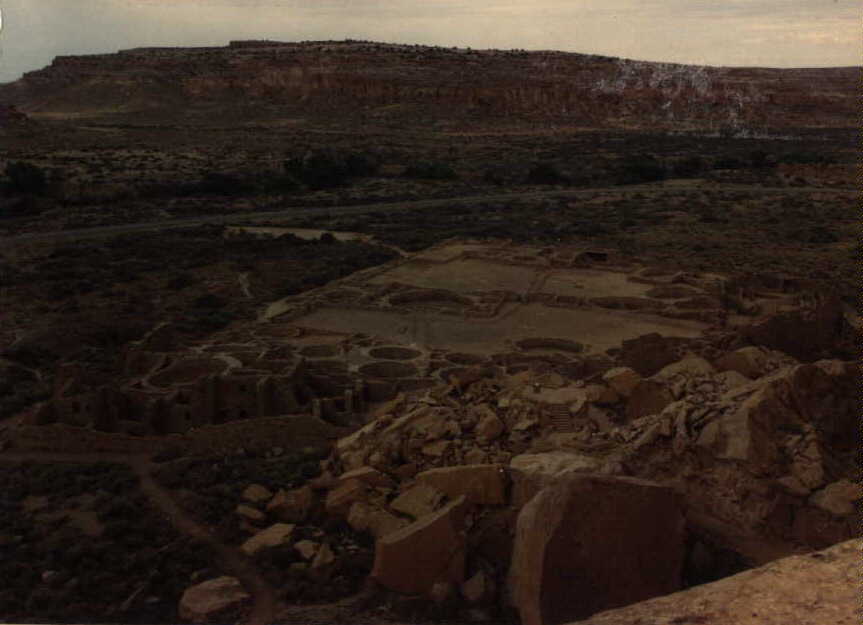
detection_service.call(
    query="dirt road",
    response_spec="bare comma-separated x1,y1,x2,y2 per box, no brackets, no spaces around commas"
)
2,183,854,246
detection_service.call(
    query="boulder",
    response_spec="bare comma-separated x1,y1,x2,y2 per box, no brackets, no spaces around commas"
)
625,379,673,420
601,367,641,398
509,474,684,625
703,364,852,470
416,464,508,505
242,484,273,504
325,478,367,517
339,466,394,488
294,540,320,560
178,576,249,623
267,485,314,523
235,504,265,523
476,413,505,442
241,523,295,556
393,462,418,479
583,384,619,405
715,369,750,390
390,483,446,519
714,346,769,379
653,356,715,381
348,501,409,538
310,542,336,577
509,452,604,509
562,539,860,625
422,439,452,458
463,447,488,465
809,480,862,516
461,570,495,604
371,496,469,595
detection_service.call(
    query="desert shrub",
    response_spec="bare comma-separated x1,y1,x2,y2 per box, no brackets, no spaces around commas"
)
258,171,301,193
343,151,380,177
284,149,378,190
166,273,197,290
788,225,837,245
182,309,234,333
777,151,837,165
193,293,227,309
617,154,666,184
713,155,745,169
402,161,458,180
195,172,254,196
671,156,706,178
526,162,569,185
4,161,47,194
749,150,775,169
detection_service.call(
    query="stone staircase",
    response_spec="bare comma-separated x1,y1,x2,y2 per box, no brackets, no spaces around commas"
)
548,404,575,433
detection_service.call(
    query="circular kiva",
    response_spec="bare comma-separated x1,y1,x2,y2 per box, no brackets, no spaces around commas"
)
300,344,340,358
368,346,422,360
358,361,419,379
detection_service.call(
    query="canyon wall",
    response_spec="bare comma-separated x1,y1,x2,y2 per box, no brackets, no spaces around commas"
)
0,41,856,129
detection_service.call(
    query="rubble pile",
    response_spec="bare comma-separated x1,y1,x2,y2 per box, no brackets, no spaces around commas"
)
183,342,858,623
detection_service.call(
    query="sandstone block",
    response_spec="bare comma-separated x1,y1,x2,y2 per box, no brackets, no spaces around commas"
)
654,356,715,381
810,480,862,516
390,482,446,519
509,475,684,625
476,413,505,442
371,496,468,595
242,484,273,504
267,485,314,523
294,539,319,560
509,452,604,509
325,478,367,517
241,523,295,556
178,576,249,623
463,447,488,465
416,464,507,505
461,570,495,604
625,379,674,420
714,346,769,379
602,367,642,397
235,504,265,522
584,383,619,405
339,466,394,488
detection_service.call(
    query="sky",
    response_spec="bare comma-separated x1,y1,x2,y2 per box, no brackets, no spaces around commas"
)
0,0,859,83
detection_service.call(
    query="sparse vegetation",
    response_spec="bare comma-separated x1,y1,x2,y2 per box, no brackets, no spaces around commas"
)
3,161,47,195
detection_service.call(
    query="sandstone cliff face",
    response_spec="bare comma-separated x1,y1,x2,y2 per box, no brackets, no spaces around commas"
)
1,41,856,130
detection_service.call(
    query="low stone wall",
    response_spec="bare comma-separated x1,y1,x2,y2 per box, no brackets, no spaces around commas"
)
11,415,351,457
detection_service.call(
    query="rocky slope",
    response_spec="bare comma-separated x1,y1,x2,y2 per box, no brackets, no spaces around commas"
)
171,344,858,623
1,41,857,130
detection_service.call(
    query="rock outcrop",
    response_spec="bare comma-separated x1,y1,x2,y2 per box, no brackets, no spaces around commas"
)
564,539,861,625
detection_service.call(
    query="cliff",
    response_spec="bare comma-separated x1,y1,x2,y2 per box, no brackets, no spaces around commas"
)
0,40,857,130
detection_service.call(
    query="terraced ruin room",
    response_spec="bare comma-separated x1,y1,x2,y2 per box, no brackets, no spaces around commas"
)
0,12,859,625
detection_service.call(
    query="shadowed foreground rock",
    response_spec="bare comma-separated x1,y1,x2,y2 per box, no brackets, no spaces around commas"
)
509,474,685,625
565,538,861,625
178,576,249,623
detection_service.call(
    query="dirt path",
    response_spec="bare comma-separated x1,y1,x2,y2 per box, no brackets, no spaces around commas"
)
0,451,278,625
